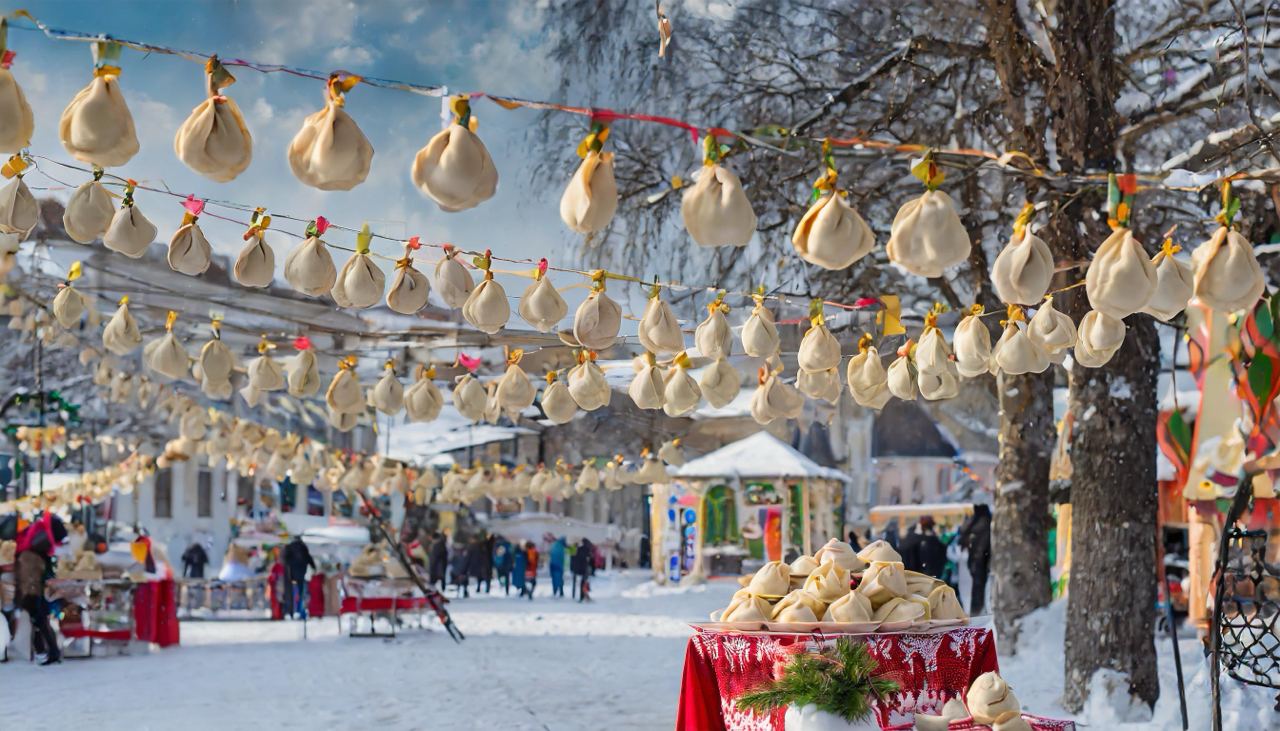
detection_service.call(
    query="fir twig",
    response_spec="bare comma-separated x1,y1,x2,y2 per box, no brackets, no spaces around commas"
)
735,638,899,722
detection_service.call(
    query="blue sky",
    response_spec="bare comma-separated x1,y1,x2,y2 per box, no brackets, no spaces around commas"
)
9,0,573,270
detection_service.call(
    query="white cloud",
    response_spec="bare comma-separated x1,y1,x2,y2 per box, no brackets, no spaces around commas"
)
327,45,376,67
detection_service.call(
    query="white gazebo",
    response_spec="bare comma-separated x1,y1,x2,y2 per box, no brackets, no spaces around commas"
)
649,431,848,584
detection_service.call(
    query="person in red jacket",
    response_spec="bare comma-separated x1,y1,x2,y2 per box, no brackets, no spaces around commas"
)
521,541,539,600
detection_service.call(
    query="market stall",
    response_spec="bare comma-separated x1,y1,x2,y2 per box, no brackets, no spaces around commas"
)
654,432,848,584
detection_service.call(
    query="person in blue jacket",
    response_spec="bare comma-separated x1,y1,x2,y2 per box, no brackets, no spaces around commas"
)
511,543,527,597
548,536,567,598
493,535,513,595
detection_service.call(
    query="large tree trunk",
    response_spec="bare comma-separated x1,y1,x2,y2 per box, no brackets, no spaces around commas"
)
991,370,1055,645
1043,0,1161,711
982,0,1055,646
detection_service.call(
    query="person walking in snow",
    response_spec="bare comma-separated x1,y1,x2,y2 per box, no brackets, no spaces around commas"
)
522,541,539,600
450,541,470,598
511,541,527,597
466,536,491,595
549,537,567,598
283,536,316,619
958,504,992,615
428,532,448,591
574,538,595,603
900,516,947,579
181,541,210,578
493,535,513,595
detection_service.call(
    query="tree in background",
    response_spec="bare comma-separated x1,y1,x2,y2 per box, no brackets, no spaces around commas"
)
536,0,1279,712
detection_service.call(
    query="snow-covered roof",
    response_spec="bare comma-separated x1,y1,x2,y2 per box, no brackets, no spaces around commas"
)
382,408,537,462
675,431,848,481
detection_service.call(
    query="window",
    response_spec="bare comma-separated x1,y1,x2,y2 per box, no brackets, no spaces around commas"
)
197,471,213,518
154,469,173,519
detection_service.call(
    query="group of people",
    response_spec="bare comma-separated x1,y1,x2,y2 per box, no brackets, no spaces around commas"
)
422,531,597,601
862,504,992,615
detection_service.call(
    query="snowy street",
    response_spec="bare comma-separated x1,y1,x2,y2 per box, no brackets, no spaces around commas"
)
3,572,1274,729
0,572,733,730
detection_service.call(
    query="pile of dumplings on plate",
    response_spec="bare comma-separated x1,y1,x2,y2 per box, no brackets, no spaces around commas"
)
713,537,968,630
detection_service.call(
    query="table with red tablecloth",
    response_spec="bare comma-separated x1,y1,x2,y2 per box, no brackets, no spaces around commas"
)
132,578,180,647
677,626,1000,730
51,577,180,649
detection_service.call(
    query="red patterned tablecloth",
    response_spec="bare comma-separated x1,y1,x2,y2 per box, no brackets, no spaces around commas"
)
677,626,999,730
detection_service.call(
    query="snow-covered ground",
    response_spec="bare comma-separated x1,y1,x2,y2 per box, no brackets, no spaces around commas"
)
1,573,1273,729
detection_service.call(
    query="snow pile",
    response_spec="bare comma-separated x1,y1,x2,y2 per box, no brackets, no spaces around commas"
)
1001,599,1278,730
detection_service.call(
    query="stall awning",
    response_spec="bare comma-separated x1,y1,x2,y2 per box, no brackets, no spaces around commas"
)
674,431,848,481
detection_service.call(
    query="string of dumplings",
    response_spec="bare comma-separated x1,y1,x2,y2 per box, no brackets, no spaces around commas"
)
3,10,1236,189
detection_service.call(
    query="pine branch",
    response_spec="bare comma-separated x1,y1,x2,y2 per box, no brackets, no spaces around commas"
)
733,638,899,722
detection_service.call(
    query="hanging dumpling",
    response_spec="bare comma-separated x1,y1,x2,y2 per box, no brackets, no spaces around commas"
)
288,74,373,190
234,216,275,288
918,360,960,401
1073,310,1127,368
797,315,841,372
333,245,386,309
681,161,756,247
496,353,536,412
954,307,993,378
433,246,474,308
404,367,444,422
1142,240,1194,321
658,439,686,467
1027,297,1076,361
629,353,666,410
284,228,337,296
370,363,404,415
198,332,235,385
699,357,741,408
992,230,1054,305
846,338,891,410
326,360,364,414
451,373,486,422
60,69,139,167
63,178,115,244
386,245,431,315
0,175,38,240
886,190,971,277
286,347,320,398
560,149,618,234
750,369,804,425
168,216,213,276
540,374,578,424
741,295,780,357
797,367,841,403
173,58,252,182
914,320,952,376
247,344,285,392
52,286,86,329
662,353,701,417
102,299,142,355
1085,227,1156,319
411,101,498,211
1192,225,1265,313
567,354,611,411
638,290,684,354
103,188,157,259
144,328,189,381
694,297,732,359
792,192,874,270
461,267,509,334
518,266,567,332
0,57,34,152
572,285,622,351
886,351,917,401
992,315,1049,376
